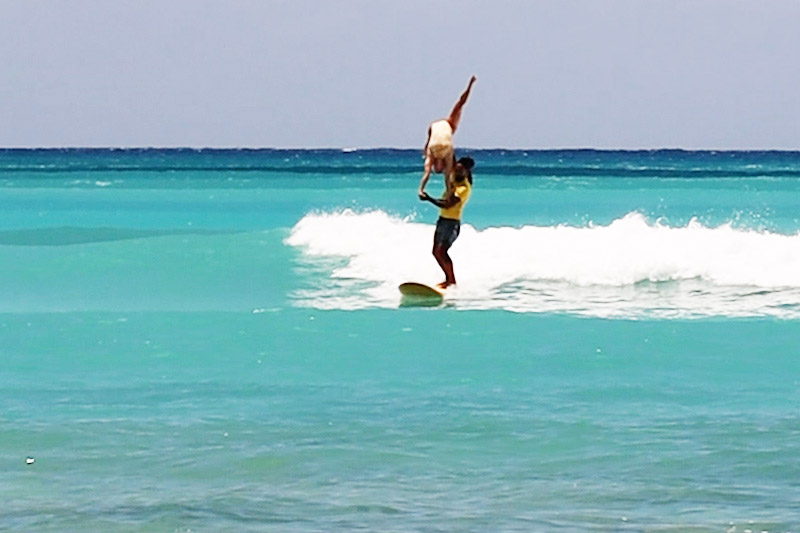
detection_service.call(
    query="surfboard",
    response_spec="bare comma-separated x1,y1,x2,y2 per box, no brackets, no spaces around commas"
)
399,282,444,306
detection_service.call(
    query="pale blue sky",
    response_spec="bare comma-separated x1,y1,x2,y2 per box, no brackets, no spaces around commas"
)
2,0,799,149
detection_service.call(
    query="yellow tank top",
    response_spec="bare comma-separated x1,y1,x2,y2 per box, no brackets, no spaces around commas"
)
440,179,471,220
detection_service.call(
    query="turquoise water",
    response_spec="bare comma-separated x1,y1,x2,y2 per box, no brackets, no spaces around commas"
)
2,149,800,531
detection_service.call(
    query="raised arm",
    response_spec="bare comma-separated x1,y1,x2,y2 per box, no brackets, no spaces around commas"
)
446,75,477,133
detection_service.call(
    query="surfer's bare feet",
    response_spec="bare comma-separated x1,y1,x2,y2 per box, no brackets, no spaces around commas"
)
437,281,453,289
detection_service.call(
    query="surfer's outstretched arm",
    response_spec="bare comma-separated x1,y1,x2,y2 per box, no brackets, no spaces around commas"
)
420,191,460,209
447,75,477,133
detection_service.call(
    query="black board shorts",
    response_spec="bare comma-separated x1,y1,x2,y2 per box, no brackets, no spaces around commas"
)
434,217,460,249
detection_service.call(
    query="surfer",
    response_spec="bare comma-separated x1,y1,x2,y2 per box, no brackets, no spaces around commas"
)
420,157,474,288
418,75,477,200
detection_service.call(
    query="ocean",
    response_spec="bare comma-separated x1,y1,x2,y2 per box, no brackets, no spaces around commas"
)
2,148,799,531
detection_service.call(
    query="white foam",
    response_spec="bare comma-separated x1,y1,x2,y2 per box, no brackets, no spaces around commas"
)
286,210,800,318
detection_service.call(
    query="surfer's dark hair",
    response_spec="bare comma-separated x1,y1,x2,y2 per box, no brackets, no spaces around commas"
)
457,157,474,184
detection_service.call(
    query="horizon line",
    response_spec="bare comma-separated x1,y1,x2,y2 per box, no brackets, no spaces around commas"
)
2,146,799,153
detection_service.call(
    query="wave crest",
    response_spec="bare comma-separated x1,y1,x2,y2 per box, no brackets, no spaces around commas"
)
287,210,800,317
